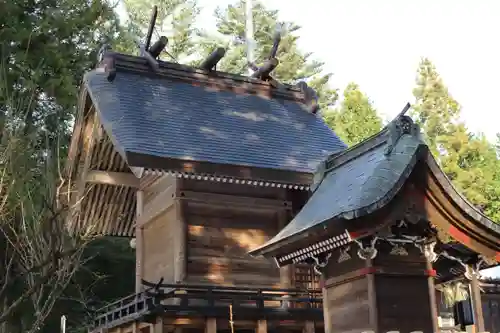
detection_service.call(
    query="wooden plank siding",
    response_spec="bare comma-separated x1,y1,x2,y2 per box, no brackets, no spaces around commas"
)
179,179,289,288
185,209,281,287
138,178,316,289
140,174,181,285
482,293,500,333
142,207,178,283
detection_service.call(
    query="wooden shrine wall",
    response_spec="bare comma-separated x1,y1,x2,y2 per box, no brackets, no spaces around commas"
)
294,264,321,290
179,179,287,288
185,207,280,286
139,174,183,285
142,207,177,283
138,177,317,290
482,293,500,333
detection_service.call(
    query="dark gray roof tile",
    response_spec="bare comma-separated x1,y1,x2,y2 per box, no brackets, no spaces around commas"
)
250,131,425,256
84,70,346,175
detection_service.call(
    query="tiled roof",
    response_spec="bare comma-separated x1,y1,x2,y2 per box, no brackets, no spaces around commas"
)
250,115,500,258
83,67,346,177
250,125,425,256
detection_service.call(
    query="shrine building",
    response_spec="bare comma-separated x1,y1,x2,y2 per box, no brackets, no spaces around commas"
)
64,11,500,333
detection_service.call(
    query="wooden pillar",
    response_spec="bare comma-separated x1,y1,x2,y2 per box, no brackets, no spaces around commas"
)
205,318,217,333
425,250,439,333
468,266,485,332
303,321,315,333
135,190,144,292
278,210,293,289
153,317,164,333
256,320,267,333
174,200,186,283
321,240,435,333
321,277,331,333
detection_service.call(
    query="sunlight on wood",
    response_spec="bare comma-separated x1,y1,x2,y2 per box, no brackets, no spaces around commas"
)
207,259,228,284
223,228,268,252
189,225,204,237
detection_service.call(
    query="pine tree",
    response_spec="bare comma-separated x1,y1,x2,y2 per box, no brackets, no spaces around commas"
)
198,0,338,110
411,58,461,157
123,0,200,61
496,134,500,155
324,83,382,146
411,58,500,221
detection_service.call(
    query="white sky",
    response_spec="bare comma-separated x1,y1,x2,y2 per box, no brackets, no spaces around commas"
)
116,0,500,276
118,0,499,140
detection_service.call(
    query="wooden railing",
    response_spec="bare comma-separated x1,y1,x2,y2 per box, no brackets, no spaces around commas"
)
89,279,322,331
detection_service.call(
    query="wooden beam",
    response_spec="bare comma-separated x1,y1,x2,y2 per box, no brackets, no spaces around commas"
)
65,88,88,179
144,174,176,193
278,210,293,291
205,318,216,333
153,317,164,333
69,111,99,232
137,184,176,227
468,266,485,332
426,256,439,333
180,190,292,210
174,200,186,283
304,321,315,333
256,320,267,333
164,318,204,328
136,191,144,292
86,170,139,188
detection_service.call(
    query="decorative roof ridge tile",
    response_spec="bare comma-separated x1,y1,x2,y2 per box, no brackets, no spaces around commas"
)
325,103,418,170
311,104,423,193
94,51,313,103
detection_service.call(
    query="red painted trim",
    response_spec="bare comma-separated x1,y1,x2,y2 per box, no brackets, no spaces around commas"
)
496,252,500,262
348,230,363,239
448,225,471,245
360,267,377,275
349,230,372,239
425,269,437,277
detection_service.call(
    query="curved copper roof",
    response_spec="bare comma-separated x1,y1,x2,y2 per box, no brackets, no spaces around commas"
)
250,115,500,266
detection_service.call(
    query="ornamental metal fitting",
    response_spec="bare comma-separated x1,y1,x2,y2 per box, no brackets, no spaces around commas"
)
311,252,332,275
354,236,379,260
384,113,421,156
414,240,438,263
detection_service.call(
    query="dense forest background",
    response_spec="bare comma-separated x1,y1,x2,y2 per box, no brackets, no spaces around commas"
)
1,0,499,332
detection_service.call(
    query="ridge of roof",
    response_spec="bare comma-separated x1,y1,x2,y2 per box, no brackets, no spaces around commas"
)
96,51,313,103
320,103,415,173
310,113,422,193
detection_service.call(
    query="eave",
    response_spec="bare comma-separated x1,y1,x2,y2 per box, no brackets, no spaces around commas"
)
125,152,313,190
250,116,500,273
249,123,425,259
417,152,500,259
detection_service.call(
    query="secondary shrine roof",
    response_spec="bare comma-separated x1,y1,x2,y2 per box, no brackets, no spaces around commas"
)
250,115,500,267
83,53,345,181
